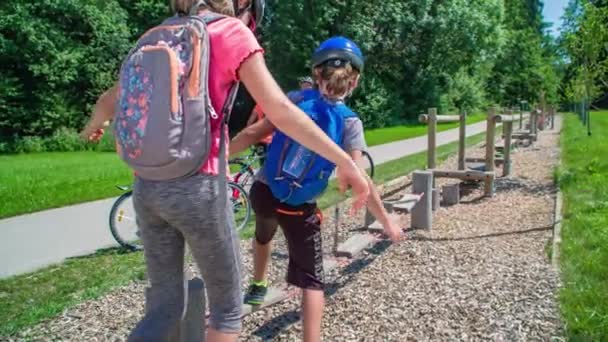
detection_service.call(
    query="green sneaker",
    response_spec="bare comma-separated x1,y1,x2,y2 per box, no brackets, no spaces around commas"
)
244,280,268,305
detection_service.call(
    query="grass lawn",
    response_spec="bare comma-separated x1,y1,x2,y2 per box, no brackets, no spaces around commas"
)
557,111,608,340
0,248,146,336
0,128,492,336
364,112,485,146
0,152,132,219
0,115,486,219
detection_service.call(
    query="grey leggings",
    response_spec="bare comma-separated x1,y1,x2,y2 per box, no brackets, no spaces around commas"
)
133,173,242,333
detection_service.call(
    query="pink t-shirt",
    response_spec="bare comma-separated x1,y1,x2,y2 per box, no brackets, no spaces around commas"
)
199,17,263,175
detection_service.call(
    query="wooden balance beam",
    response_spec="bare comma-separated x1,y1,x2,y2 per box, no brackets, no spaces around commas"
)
418,114,461,123
430,169,494,181
465,157,505,165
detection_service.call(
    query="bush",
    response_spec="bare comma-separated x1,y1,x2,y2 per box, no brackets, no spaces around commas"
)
44,128,88,152
95,126,117,152
0,126,120,154
13,136,46,153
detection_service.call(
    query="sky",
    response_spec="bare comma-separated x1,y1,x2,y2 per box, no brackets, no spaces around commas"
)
543,0,570,37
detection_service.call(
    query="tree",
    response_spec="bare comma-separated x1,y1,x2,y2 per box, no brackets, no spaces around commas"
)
0,0,131,140
561,0,608,106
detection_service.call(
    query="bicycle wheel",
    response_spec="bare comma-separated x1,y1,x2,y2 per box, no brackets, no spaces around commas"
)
361,150,375,179
227,181,252,233
229,159,256,189
109,190,142,251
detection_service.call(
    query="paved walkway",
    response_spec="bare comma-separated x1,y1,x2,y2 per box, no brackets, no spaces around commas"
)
0,120,491,278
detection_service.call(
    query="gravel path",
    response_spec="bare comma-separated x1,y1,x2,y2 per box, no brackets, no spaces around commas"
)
6,121,563,341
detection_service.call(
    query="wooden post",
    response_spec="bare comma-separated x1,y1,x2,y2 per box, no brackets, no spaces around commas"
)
485,107,497,173
427,108,437,169
539,91,547,130
531,109,538,141
129,278,206,342
411,171,433,230
334,205,341,254
458,109,467,170
432,188,440,211
442,183,460,206
484,107,497,196
519,107,523,130
550,106,555,130
180,278,206,342
503,121,513,177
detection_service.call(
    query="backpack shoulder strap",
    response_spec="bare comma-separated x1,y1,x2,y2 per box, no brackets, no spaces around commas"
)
192,13,227,25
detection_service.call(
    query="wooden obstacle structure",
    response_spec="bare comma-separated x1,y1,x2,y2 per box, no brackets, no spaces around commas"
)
420,107,496,197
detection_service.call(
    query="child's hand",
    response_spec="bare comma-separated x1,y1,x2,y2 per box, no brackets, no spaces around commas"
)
336,161,369,213
383,217,403,243
80,127,105,143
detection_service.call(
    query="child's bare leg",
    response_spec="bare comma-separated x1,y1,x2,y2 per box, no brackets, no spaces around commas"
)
252,239,272,282
302,289,324,342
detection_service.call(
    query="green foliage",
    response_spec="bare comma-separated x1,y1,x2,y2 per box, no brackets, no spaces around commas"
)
263,0,558,127
560,0,608,105
559,112,608,339
0,0,564,144
0,0,132,141
488,0,562,107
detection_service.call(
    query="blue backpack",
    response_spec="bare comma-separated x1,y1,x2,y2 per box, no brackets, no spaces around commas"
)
286,88,320,104
264,98,357,206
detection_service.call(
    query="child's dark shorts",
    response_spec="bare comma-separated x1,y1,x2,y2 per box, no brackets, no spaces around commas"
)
249,181,324,290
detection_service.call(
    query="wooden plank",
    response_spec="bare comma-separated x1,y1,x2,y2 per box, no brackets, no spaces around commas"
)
430,169,494,181
368,220,384,233
392,200,417,212
466,157,504,164
396,193,423,202
494,114,519,123
242,287,290,316
335,233,375,258
419,114,461,123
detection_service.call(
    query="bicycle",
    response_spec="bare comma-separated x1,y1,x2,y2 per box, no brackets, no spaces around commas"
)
229,144,266,189
360,150,375,179
109,181,252,251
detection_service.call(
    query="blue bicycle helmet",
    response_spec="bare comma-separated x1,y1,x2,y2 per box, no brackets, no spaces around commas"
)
312,36,364,72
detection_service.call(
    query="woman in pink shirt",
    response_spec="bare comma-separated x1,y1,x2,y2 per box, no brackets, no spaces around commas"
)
81,1,369,341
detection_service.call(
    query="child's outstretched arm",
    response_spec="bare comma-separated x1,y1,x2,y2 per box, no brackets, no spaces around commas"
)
80,84,119,141
229,118,274,156
350,150,403,242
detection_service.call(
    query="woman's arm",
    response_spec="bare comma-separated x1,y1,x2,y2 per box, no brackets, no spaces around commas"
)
246,107,259,126
80,84,119,141
238,53,369,209
229,118,274,156
351,150,402,242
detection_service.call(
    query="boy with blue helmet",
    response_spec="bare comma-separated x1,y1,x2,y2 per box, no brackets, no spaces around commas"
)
230,36,401,341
